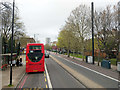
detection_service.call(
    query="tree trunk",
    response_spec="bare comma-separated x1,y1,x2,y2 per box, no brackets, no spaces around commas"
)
82,45,85,61
98,50,100,66
81,38,84,61
67,50,70,57
116,44,120,66
73,50,74,59
82,50,84,61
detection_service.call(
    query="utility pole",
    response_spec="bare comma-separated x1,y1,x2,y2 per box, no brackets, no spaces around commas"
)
34,34,36,43
34,34,39,43
118,1,120,54
117,1,120,66
91,2,94,64
10,0,15,85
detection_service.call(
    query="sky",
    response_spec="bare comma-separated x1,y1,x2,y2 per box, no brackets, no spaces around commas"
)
2,0,120,44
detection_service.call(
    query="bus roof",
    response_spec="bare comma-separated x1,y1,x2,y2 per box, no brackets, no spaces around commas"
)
27,43,44,46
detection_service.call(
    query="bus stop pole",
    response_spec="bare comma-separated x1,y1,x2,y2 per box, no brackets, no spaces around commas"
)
10,0,15,85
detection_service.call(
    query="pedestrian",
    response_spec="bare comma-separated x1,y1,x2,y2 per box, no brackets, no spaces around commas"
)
20,58,22,62
19,58,23,66
16,59,19,67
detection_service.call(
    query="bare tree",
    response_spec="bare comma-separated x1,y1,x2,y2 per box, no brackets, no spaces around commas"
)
0,2,25,53
1,2,25,40
94,3,120,60
67,5,91,61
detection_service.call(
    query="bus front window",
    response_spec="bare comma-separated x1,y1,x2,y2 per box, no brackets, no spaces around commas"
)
27,46,43,62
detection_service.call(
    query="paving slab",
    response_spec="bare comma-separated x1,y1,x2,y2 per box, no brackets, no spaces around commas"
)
1,55,26,88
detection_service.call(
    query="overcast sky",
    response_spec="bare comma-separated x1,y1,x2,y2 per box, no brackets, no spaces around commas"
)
2,0,119,44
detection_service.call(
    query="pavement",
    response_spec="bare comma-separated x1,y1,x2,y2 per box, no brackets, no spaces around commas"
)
0,69,2,90
73,55,117,71
1,55,26,89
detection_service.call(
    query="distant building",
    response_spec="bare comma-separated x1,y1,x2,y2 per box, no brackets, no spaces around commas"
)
51,41,57,46
51,41,57,51
46,38,51,45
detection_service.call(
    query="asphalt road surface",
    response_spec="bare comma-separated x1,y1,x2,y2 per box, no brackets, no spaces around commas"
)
45,57,86,88
17,72,48,88
17,57,86,89
17,53,118,89
50,54,118,88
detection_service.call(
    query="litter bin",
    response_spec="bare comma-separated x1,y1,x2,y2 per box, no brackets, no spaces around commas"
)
88,56,93,64
117,62,120,72
101,60,111,69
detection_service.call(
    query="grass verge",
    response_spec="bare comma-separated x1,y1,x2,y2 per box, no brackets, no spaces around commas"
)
69,53,120,65
8,84,14,87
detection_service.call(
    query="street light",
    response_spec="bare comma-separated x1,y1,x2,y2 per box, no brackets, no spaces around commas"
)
34,34,39,43
91,2,94,64
116,1,120,66
10,0,15,85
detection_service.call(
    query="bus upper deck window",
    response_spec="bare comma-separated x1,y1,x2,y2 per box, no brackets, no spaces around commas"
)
29,46,42,50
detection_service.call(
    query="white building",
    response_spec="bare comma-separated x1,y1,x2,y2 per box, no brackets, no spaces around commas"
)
46,38,51,45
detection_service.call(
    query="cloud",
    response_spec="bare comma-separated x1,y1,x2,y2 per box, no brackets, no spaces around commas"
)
13,0,119,44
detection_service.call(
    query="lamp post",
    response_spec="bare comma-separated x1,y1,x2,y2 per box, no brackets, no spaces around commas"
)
118,2,120,54
10,0,15,85
91,2,94,64
116,1,120,66
34,34,39,43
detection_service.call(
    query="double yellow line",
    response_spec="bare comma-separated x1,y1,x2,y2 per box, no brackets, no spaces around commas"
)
44,72,48,88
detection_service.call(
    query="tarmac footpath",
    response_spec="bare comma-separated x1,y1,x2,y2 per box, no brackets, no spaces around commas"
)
1,55,26,89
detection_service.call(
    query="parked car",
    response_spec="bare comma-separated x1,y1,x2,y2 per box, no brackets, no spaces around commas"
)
9,60,16,66
45,50,50,58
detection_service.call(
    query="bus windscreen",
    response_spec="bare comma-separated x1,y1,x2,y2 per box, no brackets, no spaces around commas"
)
27,50,43,62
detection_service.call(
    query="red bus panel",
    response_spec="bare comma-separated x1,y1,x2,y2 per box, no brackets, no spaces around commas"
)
26,43,45,73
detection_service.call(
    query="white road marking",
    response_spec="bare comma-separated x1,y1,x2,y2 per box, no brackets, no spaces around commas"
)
45,63,53,89
57,55,120,82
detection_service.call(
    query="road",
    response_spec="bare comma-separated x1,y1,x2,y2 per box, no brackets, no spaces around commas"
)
17,72,48,88
50,53,118,88
17,56,85,88
17,53,118,89
45,57,85,88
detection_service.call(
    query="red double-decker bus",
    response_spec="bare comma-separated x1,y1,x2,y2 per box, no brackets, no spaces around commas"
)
26,43,45,73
